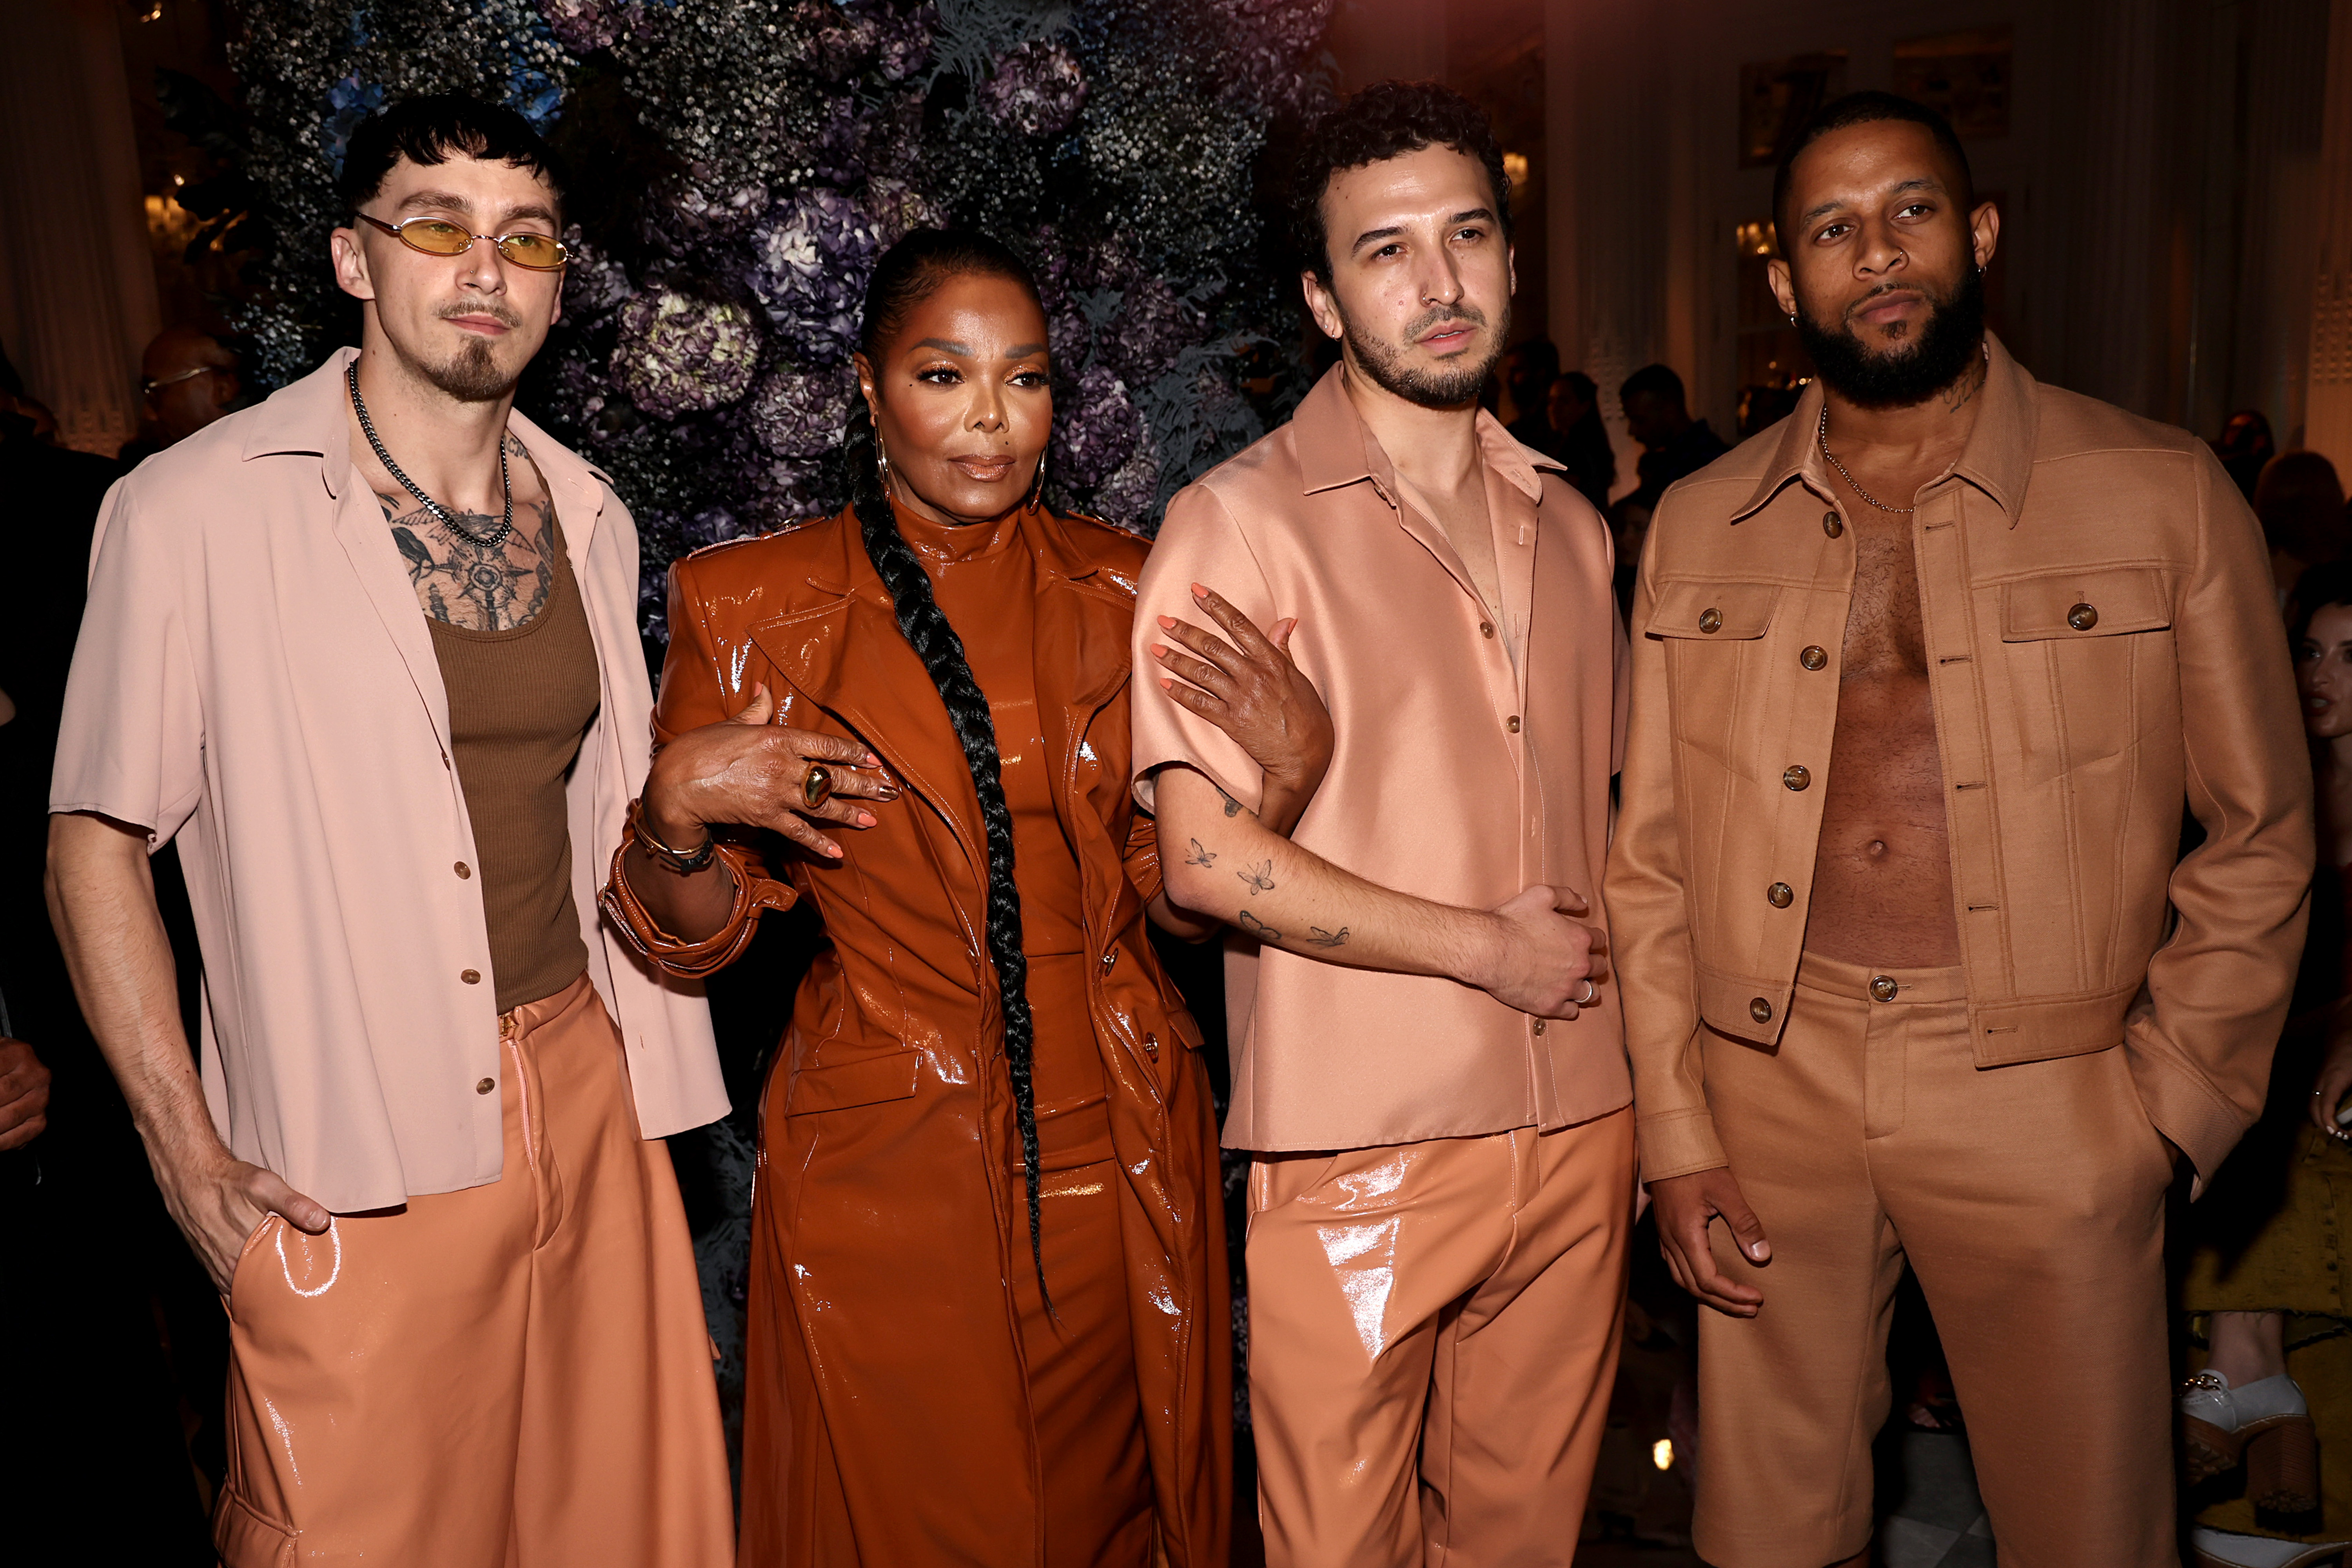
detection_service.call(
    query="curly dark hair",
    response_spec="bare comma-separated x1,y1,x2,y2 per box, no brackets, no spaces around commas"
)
1288,80,1512,285
837,228,1060,1305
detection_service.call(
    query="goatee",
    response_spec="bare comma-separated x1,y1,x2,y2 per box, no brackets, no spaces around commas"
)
427,337,517,403
1342,298,1508,410
1798,264,1985,410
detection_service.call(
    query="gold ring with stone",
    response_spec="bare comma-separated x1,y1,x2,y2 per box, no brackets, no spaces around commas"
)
802,764,835,810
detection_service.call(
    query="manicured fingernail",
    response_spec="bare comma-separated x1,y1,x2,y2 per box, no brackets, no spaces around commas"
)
1150,644,1166,657
1158,614,1176,628
1158,676,1172,689
1191,582,1208,597
863,753,880,766
857,812,876,827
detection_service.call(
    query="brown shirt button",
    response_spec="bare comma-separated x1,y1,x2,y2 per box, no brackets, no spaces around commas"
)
475,1077,495,1095
2067,603,2099,631
1480,621,1496,639
1532,1018,1547,1035
1822,511,1844,538
1749,997,1773,1023
1768,881,1794,908
461,968,482,985
454,861,472,879
1506,715,1522,733
1870,975,1899,1002
1698,607,1723,634
1782,764,1811,791
1800,645,1828,671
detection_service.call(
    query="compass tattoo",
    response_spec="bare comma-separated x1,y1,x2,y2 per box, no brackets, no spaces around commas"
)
379,435,557,632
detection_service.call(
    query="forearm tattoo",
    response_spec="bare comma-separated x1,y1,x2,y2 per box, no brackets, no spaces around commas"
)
1237,860,1276,895
1307,926,1350,948
1184,839,1217,868
1217,787,1242,818
1238,910,1281,942
380,436,557,632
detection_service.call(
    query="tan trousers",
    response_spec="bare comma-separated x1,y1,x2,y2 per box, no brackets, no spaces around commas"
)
213,975,734,1568
1694,953,2176,1568
1246,1108,1635,1567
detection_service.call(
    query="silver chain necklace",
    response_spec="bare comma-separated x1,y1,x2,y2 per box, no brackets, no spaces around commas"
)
1816,404,1913,515
347,360,515,548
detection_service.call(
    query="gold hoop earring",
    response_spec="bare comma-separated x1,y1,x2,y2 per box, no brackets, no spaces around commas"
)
1025,449,1048,510
874,432,893,497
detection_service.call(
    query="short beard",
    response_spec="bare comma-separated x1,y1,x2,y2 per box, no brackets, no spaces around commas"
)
1797,263,1985,410
1339,297,1507,410
425,336,517,403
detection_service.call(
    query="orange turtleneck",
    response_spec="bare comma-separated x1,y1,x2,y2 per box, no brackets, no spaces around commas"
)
890,500,1111,1169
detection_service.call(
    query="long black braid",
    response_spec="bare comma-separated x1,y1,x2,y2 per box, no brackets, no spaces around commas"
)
841,229,1054,1305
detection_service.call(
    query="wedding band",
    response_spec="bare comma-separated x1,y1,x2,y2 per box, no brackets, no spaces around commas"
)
1574,978,1599,1007
802,763,835,810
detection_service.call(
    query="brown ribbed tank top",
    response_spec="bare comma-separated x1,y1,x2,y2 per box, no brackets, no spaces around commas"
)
427,522,602,1012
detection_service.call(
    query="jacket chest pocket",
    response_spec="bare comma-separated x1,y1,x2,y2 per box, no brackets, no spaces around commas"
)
1994,566,2176,782
1646,580,1785,773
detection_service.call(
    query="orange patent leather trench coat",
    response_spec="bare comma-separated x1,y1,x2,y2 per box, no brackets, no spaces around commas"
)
602,503,1230,1568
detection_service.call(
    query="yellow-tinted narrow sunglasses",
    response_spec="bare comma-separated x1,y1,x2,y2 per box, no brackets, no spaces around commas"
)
355,212,568,271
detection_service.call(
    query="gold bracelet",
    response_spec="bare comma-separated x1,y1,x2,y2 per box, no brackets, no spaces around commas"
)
631,797,716,875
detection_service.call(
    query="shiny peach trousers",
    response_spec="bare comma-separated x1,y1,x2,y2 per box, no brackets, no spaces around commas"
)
1695,953,2176,1568
213,976,735,1567
1246,1108,1635,1566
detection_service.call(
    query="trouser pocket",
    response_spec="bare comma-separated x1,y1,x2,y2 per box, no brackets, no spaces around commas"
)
212,1484,297,1568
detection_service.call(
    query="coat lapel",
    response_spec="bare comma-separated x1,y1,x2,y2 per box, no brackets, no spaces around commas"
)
1029,513,1133,905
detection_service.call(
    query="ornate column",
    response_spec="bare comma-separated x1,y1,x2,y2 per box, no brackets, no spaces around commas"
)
0,0,160,455
2308,0,2352,469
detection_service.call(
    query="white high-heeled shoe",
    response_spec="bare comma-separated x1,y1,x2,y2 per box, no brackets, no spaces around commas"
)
2190,1527,2351,1568
2182,1370,2320,1514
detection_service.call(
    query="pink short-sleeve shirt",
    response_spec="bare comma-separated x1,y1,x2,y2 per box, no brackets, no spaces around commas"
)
51,350,725,1212
1131,366,1632,1152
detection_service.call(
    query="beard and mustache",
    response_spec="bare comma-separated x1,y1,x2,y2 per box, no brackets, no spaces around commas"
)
1797,263,1986,409
415,300,529,403
1339,297,1510,410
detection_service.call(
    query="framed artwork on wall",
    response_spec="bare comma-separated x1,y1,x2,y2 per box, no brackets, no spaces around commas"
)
1894,26,2013,139
1739,51,1849,169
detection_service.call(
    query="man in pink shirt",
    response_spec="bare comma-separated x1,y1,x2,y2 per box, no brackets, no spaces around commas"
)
1133,83,1630,1564
46,96,731,1565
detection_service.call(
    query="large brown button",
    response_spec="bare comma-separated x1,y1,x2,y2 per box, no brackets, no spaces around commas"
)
1768,881,1794,908
1480,621,1496,639
1506,715,1522,733
1749,997,1774,1024
1800,645,1828,671
1782,764,1811,791
454,861,472,879
1869,975,1899,1002
1698,607,1723,634
475,1077,496,1095
1142,1032,1160,1059
1822,511,1844,538
2067,603,2099,631
461,968,481,985
1532,1019,1547,1036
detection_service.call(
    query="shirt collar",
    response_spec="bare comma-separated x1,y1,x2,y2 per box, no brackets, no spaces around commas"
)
1729,331,2040,526
1292,361,1550,507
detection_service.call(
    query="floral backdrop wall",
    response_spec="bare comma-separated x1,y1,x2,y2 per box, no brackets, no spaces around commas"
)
200,0,1334,1468
212,0,1335,654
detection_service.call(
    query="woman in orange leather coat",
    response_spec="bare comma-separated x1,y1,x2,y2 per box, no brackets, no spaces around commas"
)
602,229,1329,1567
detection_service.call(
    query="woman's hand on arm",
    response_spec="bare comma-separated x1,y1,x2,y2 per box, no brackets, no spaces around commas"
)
1149,583,1332,836
621,683,897,943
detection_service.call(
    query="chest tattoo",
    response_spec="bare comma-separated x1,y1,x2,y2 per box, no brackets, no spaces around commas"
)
379,435,557,632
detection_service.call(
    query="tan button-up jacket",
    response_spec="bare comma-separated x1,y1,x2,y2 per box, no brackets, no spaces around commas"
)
1606,337,2313,1190
1132,366,1631,1152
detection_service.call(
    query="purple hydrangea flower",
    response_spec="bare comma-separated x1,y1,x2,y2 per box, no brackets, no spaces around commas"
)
748,188,886,366
537,0,639,53
747,363,857,459
1054,364,1142,490
560,231,635,319
670,178,771,239
1091,428,1162,528
873,2,935,81
979,41,1088,138
1100,276,1203,386
610,290,764,418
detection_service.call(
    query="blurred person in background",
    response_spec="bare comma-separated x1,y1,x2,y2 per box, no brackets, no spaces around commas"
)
1502,336,1564,460
2218,410,2278,506
1548,368,1617,514
2177,560,2352,1568
1619,361,1730,512
2261,451,2348,615
116,327,243,469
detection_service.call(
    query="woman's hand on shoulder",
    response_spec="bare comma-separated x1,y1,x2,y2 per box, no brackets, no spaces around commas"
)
643,683,898,861
1149,582,1332,836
